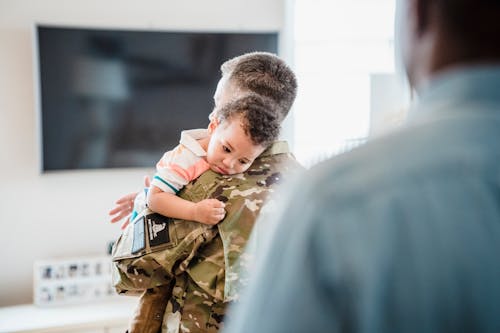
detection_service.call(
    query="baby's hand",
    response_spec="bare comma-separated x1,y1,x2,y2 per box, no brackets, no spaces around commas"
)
194,199,226,225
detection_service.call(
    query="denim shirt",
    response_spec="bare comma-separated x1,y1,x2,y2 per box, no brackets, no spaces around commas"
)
226,66,500,333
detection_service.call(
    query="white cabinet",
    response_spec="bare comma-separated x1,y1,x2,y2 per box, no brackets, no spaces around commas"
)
0,298,137,333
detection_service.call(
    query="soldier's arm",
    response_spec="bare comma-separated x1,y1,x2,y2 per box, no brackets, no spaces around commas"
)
112,172,225,294
112,216,219,295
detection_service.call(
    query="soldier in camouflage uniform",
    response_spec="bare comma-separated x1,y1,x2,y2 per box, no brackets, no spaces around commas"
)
109,52,299,333
112,141,301,332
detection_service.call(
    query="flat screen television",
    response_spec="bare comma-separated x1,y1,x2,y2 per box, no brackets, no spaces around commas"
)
35,25,278,171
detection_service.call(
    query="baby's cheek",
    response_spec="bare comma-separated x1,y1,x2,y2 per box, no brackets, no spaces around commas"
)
239,164,252,174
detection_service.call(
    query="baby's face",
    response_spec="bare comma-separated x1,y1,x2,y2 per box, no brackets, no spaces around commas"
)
205,117,266,175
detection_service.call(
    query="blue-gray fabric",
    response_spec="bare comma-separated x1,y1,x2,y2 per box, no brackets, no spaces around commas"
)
224,66,500,333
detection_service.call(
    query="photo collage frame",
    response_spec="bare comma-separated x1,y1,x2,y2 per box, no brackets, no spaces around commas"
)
33,255,118,306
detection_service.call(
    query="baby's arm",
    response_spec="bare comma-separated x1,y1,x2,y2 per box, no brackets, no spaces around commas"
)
147,185,226,225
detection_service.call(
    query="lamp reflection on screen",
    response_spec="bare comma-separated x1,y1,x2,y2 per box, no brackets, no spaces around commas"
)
72,56,129,168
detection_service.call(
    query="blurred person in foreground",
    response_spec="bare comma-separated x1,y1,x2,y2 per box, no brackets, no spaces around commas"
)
225,0,500,332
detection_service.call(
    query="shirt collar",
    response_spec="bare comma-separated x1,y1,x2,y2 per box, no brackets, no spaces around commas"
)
409,65,500,122
179,129,208,156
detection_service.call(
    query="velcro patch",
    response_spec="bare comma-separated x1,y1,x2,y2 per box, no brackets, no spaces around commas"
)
145,213,171,247
131,217,146,254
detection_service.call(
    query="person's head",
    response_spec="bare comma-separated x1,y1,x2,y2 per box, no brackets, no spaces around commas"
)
205,94,280,175
396,0,500,89
212,52,297,121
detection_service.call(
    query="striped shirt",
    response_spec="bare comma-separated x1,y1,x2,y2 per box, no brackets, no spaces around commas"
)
151,129,210,194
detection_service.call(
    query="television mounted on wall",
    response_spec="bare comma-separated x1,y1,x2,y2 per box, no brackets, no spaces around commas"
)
35,25,278,172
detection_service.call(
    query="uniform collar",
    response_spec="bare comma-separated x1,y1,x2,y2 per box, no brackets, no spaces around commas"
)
260,141,290,157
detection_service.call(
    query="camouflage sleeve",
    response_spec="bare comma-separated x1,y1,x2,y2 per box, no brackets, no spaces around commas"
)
111,208,219,295
111,164,237,295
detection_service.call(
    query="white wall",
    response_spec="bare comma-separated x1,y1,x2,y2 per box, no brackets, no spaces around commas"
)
0,0,285,306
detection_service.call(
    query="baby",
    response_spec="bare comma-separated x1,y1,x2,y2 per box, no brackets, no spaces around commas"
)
130,94,280,225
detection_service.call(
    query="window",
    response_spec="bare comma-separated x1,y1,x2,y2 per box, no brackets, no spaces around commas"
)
290,0,408,167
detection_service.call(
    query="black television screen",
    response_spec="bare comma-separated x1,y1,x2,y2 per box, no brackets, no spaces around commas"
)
35,25,278,171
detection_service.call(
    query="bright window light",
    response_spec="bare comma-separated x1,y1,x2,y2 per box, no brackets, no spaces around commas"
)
291,0,405,167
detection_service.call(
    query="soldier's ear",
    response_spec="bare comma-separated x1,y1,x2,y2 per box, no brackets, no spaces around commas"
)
208,118,219,134
208,110,216,121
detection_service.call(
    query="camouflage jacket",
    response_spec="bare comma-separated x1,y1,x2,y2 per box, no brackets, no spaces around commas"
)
112,141,302,333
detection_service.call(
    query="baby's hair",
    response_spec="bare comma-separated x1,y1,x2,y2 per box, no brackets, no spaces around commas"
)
216,94,281,147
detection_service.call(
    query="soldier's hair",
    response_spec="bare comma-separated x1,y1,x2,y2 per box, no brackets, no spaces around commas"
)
435,0,500,59
216,94,281,147
220,52,297,121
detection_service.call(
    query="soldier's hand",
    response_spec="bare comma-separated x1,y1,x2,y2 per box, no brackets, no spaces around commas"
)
193,199,226,225
109,175,151,229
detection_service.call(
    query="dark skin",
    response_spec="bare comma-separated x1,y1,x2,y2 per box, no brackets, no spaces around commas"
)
402,0,500,90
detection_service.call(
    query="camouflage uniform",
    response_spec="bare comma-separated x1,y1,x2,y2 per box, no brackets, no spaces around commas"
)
112,141,302,333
